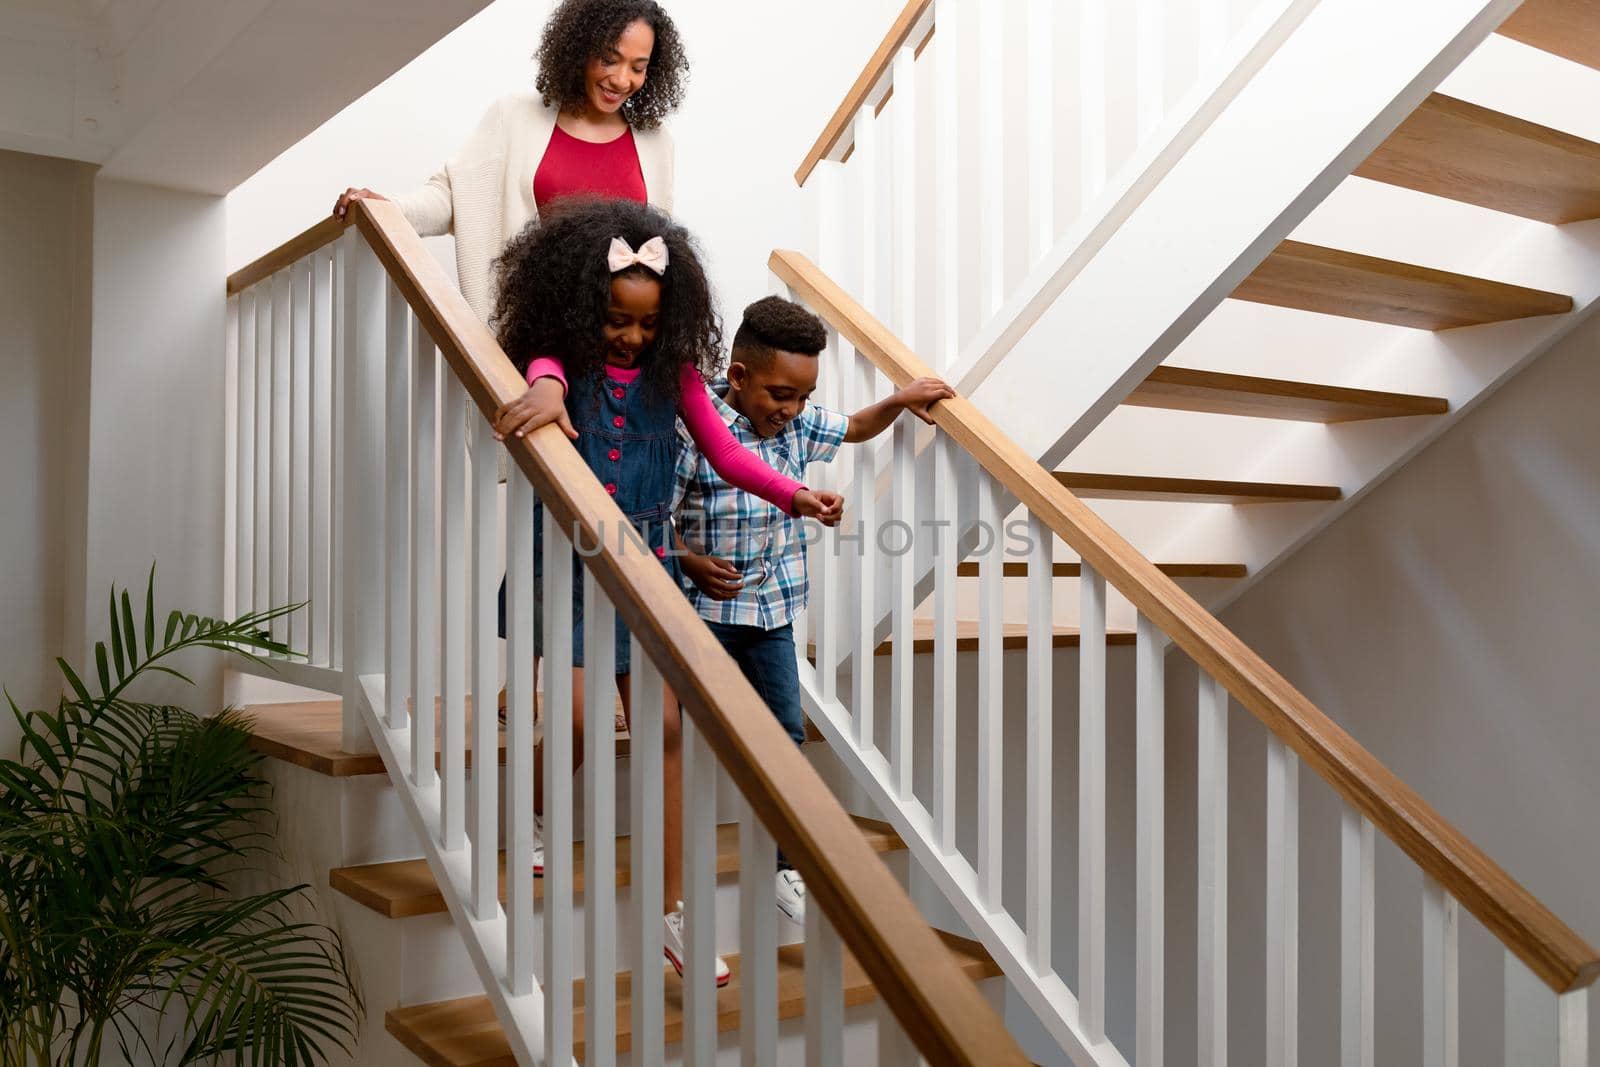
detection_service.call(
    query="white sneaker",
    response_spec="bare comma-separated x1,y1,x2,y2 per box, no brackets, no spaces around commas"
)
532,812,544,877
775,869,806,925
663,902,730,987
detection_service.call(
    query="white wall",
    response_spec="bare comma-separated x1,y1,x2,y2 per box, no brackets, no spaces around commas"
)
0,149,93,757
226,0,904,330
85,177,229,711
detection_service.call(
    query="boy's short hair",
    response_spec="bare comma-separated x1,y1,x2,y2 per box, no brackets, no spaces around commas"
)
731,296,827,370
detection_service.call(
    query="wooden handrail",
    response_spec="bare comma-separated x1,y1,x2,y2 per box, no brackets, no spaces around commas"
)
770,247,1600,996
333,201,1029,1065
794,0,934,187
227,215,348,295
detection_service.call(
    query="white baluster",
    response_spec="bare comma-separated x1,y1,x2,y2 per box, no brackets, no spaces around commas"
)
1080,0,1109,207
630,642,666,1067
506,476,537,996
1266,735,1300,1066
331,239,349,677
339,233,384,750
934,0,961,367
1507,951,1592,1067
1422,877,1460,1067
440,375,467,850
470,414,499,920
540,509,574,1056
289,258,311,655
383,282,411,730
889,415,915,801
271,269,291,643
225,293,240,619
410,335,438,791
805,904,844,1067
851,348,877,751
1340,805,1375,1067
1136,612,1165,1067
1558,990,1589,1067
1079,561,1107,1043
583,569,617,1066
235,289,256,618
682,713,719,1067
1198,671,1229,1067
1025,515,1053,974
310,250,334,665
976,474,1004,908
1136,0,1167,142
254,278,271,622
1027,0,1054,262
855,106,880,320
892,44,917,350
931,434,959,855
978,0,1004,317
740,799,778,1066
816,334,840,705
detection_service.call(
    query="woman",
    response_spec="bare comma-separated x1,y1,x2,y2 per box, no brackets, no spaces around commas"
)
331,0,687,323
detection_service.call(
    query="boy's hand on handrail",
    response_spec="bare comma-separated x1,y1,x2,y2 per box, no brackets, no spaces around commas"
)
494,376,578,442
332,187,387,220
681,551,744,601
792,489,844,526
896,376,957,424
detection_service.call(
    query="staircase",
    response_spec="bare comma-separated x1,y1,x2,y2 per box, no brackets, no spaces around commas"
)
218,0,1599,1064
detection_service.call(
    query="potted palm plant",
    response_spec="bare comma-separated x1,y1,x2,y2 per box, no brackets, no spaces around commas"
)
0,570,361,1064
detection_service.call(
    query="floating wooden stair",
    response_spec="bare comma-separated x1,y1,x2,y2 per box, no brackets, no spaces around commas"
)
247,698,819,778
332,816,902,920
1232,239,1573,329
1124,365,1450,422
1356,93,1600,224
1054,471,1342,504
809,620,1135,661
386,930,1003,1065
1499,0,1600,73
955,560,1248,579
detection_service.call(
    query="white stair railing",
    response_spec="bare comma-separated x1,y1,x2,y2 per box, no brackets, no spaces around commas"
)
225,203,1030,1067
775,247,1597,1067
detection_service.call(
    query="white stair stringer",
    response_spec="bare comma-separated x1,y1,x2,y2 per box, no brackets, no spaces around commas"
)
353,673,556,1067
796,660,1130,1067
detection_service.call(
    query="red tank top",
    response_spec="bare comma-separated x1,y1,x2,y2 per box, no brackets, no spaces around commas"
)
533,124,648,213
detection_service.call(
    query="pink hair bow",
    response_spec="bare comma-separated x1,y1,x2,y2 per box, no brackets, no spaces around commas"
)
607,235,670,275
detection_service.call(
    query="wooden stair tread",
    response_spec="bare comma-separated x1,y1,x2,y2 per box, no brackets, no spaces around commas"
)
1499,0,1600,73
1231,238,1573,329
248,698,820,778
1124,365,1450,422
1054,471,1342,504
1355,92,1600,224
808,619,1135,661
954,560,1247,578
332,816,903,919
385,929,1002,1065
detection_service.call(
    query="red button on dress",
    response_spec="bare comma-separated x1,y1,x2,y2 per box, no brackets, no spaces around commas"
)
655,546,667,559
605,483,617,495
613,388,625,400
608,448,621,462
613,416,625,428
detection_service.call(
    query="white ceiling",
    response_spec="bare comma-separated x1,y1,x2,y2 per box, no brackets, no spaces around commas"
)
0,0,490,194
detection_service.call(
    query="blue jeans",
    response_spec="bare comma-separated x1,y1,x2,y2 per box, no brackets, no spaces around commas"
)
704,620,804,872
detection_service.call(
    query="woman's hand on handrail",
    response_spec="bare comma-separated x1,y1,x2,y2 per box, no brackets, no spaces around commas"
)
332,187,388,220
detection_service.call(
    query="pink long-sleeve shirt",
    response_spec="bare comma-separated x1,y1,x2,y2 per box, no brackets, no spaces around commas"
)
526,357,806,515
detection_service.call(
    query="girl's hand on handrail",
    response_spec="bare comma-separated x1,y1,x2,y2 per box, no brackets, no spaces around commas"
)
332,187,388,220
792,488,844,526
493,376,578,442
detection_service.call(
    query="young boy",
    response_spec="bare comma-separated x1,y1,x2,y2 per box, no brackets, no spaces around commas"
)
670,295,953,924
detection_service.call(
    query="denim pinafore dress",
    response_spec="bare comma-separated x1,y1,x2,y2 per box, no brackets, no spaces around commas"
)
498,366,680,675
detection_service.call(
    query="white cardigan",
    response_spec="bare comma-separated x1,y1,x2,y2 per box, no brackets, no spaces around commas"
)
394,93,676,323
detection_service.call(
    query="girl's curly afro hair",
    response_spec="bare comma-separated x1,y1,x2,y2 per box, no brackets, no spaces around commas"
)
492,196,723,407
534,0,688,130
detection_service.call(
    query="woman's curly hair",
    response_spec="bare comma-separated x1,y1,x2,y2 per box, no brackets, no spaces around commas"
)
492,197,723,407
534,0,688,130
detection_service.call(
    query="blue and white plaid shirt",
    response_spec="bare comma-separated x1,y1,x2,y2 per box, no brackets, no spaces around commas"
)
671,377,849,629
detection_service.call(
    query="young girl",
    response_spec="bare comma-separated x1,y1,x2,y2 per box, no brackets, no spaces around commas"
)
489,197,842,984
